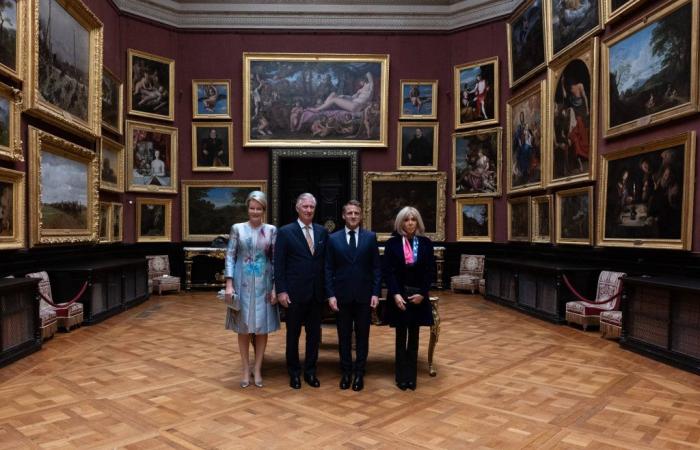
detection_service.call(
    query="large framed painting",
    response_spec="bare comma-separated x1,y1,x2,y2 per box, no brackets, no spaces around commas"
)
102,66,123,135
605,0,649,24
399,79,437,120
602,0,699,138
24,0,103,138
507,80,546,194
111,202,122,242
0,81,22,161
0,167,24,250
396,122,438,171
192,79,231,119
182,180,266,242
28,127,98,247
456,198,493,242
556,185,593,245
453,57,499,129
545,0,602,63
0,0,24,81
531,194,552,243
136,197,171,243
597,131,695,250
191,122,233,172
507,196,531,242
242,52,389,148
126,120,178,194
547,38,598,188
507,0,546,88
98,201,110,243
452,127,502,198
363,171,446,242
127,48,175,121
99,137,124,193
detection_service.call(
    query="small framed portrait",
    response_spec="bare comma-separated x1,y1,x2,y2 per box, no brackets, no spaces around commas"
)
0,81,22,162
98,202,110,243
452,127,502,198
508,196,531,242
0,0,24,81
127,48,175,121
136,197,172,243
192,79,231,119
126,120,178,194
556,185,593,245
531,194,552,243
111,202,123,242
507,80,546,194
397,122,438,171
507,0,547,88
456,198,493,242
191,122,233,172
399,79,437,120
545,0,602,63
0,167,25,250
99,137,124,193
102,66,123,135
453,57,499,129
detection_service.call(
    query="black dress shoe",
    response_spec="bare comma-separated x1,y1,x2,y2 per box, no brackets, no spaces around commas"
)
397,381,408,391
339,374,351,390
406,381,416,391
352,375,364,392
304,374,320,388
290,375,301,389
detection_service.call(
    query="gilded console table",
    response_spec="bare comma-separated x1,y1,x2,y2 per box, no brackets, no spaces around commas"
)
183,247,226,290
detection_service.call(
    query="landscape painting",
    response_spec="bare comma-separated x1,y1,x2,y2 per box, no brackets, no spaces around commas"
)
556,186,593,245
547,0,601,61
454,57,498,129
0,0,19,78
128,49,175,121
399,80,437,119
452,127,501,197
456,198,493,242
40,150,88,230
193,79,230,119
100,137,124,193
508,0,546,87
507,81,545,193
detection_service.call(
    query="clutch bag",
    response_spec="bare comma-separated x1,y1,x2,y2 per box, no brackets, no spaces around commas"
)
217,289,241,312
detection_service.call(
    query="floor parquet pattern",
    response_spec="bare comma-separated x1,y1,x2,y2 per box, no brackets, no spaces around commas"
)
1,292,699,449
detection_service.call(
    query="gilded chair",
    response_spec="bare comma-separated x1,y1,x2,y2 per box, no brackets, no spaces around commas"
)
146,255,181,295
450,255,485,294
25,271,86,332
565,270,626,331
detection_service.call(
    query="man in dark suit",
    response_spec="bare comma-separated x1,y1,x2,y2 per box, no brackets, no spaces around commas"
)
275,193,328,389
325,200,381,391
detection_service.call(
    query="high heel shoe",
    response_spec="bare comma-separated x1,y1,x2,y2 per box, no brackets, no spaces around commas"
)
254,378,263,388
240,379,250,388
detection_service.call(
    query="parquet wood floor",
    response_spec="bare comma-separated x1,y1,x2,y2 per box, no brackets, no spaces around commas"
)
1,292,699,449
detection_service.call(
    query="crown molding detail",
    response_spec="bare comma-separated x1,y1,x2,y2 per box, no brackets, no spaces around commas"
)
113,0,519,30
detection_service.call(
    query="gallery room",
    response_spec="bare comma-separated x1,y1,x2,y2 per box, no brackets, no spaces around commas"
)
0,0,699,448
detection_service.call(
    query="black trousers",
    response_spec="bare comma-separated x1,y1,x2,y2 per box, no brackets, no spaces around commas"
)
336,300,371,376
285,300,322,377
395,323,420,384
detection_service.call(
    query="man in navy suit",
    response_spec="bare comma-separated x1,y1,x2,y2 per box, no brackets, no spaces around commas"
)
275,193,328,389
325,200,381,391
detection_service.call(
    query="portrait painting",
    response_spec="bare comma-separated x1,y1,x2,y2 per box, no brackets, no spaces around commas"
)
556,186,593,245
102,66,123,135
453,57,499,129
546,0,601,62
0,81,21,161
397,122,438,171
98,202,109,242
136,198,171,242
0,0,22,80
548,39,598,187
399,79,437,120
602,0,698,138
192,79,231,119
126,120,178,194
363,171,446,241
243,53,389,147
111,202,122,242
127,48,175,121
508,196,531,242
597,131,695,250
531,195,552,243
452,127,502,198
605,0,649,24
182,181,266,241
508,0,546,87
99,137,124,193
191,122,233,172
507,80,545,194
456,198,493,242
0,167,24,250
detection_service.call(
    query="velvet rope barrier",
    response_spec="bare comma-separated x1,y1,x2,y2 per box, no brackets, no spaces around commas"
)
38,281,88,308
561,274,622,304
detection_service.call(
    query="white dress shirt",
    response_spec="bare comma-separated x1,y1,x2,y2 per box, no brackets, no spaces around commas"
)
345,226,359,247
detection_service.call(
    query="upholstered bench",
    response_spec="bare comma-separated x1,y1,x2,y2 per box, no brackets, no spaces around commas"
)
25,271,85,332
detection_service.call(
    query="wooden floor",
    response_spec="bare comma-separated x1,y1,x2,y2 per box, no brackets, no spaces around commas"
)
1,292,699,449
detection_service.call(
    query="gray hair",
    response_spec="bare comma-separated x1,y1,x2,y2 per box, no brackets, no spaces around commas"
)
394,206,425,236
295,192,317,210
246,190,267,210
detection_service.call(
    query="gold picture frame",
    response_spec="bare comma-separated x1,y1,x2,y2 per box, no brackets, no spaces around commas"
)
23,0,103,138
191,122,234,172
98,201,110,243
604,0,649,24
453,56,499,130
0,167,25,250
192,79,231,119
452,127,502,198
555,185,594,246
507,196,531,242
127,48,175,121
396,121,438,171
242,52,389,148
507,0,547,88
456,198,493,242
28,126,98,247
102,65,123,135
596,131,695,250
546,38,598,188
531,194,552,243
99,136,124,193
601,0,699,138
544,0,602,63
0,0,25,81
111,202,122,242
0,81,23,161
399,79,437,120
126,120,178,194
136,197,171,243
362,171,446,242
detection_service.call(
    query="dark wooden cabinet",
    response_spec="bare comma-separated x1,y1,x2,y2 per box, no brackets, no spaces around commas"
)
0,278,41,368
622,276,700,374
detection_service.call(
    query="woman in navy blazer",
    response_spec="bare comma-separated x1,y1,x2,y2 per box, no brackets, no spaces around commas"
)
382,206,434,390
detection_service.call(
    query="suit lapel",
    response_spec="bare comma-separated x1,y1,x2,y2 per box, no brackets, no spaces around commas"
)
293,224,313,256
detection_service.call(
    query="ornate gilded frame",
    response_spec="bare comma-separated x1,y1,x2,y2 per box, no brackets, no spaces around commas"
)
507,0,547,88
99,136,124,193
362,171,446,242
98,201,110,243
23,0,103,138
136,197,172,243
399,79,437,120
28,126,98,247
0,0,25,81
192,79,231,119
555,185,594,246
127,48,175,121
604,0,649,24
191,122,234,172
507,196,531,242
544,0,602,63
452,126,502,198
0,167,25,250
126,120,178,194
453,56,499,129
111,202,122,242
531,194,552,243
601,0,699,138
102,65,123,135
456,198,493,242
0,82,22,161
396,121,438,171
596,131,695,250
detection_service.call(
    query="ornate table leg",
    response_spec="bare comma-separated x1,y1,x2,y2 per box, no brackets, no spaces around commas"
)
428,297,440,376
184,254,193,291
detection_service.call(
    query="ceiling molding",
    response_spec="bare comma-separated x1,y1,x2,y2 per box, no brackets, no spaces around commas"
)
113,0,519,31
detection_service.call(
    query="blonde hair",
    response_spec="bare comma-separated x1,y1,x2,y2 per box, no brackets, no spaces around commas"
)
246,191,267,210
394,206,425,236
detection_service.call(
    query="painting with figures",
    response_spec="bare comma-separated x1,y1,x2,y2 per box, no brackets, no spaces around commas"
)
548,0,600,60
508,81,544,193
532,195,552,243
453,128,501,197
127,121,178,194
137,198,171,242
193,80,230,119
192,123,233,172
112,203,122,241
557,187,592,244
0,94,9,148
0,0,19,77
102,67,122,134
397,123,437,170
454,58,498,129
508,0,546,87
508,197,530,241
399,80,436,119
128,49,174,121
99,202,109,241
0,180,12,237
